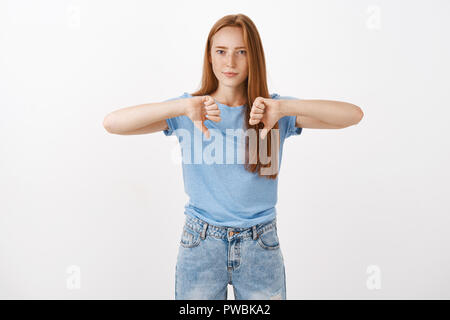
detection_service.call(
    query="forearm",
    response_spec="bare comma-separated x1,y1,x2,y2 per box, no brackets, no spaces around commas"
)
279,99,363,127
103,98,187,133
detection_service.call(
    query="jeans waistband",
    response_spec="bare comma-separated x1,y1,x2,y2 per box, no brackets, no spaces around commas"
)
184,214,277,240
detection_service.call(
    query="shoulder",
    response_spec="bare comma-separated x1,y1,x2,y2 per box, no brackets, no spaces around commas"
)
270,93,299,101
270,93,280,99
163,92,191,102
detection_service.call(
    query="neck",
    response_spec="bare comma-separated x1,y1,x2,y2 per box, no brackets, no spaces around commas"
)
211,85,246,107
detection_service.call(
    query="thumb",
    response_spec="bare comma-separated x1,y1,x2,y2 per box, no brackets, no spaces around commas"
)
193,120,210,139
260,126,270,140
202,123,210,139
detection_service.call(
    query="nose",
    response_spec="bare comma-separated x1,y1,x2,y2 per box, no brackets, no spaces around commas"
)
226,53,236,67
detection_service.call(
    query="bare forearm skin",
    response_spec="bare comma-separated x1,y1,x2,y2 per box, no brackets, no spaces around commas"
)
279,99,364,127
103,98,187,134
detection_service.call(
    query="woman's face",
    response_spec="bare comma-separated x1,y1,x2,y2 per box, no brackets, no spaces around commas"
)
209,26,249,89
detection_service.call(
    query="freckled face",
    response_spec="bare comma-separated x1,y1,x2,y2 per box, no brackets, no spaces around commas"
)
209,26,249,88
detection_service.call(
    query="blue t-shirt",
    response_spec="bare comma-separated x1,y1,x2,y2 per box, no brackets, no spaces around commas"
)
163,92,302,228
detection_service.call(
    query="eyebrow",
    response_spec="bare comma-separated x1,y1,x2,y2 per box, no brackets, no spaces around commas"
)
214,46,247,49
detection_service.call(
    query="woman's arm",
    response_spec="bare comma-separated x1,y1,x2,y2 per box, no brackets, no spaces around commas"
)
279,99,364,128
103,98,188,135
109,120,169,135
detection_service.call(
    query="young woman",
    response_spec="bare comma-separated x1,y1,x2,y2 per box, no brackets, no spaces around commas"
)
103,14,363,300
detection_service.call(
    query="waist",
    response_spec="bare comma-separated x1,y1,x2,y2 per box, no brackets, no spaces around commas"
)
184,214,277,240
184,204,276,228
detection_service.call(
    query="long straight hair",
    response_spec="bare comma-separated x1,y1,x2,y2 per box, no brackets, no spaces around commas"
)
191,14,280,179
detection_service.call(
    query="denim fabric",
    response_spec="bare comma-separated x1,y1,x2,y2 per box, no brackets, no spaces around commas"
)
175,214,286,300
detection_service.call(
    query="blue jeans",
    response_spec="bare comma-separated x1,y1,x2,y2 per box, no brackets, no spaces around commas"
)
175,214,286,300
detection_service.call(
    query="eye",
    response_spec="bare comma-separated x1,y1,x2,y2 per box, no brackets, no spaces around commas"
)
216,50,246,55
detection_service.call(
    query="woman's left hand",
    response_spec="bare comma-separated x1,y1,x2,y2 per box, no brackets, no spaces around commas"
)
249,97,282,139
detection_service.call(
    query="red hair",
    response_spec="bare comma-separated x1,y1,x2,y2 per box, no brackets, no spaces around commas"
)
191,14,280,179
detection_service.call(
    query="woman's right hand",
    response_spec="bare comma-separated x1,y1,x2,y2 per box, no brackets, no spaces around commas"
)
185,95,221,139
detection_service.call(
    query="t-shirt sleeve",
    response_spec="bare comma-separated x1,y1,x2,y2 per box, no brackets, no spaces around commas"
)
285,114,302,138
162,92,191,137
272,94,303,139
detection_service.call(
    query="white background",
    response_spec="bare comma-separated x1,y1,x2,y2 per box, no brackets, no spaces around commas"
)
1,0,449,299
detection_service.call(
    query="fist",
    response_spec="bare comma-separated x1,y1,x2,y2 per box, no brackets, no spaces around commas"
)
249,97,282,139
186,95,221,139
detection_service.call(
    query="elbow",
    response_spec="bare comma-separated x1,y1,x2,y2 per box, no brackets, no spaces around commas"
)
352,106,364,125
339,106,364,128
357,107,364,124
103,113,117,133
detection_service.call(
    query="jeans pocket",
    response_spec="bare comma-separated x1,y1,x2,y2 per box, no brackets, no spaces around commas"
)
256,226,280,250
180,225,201,248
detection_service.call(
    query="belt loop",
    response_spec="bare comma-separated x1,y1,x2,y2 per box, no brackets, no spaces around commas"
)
201,222,208,240
252,225,258,240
